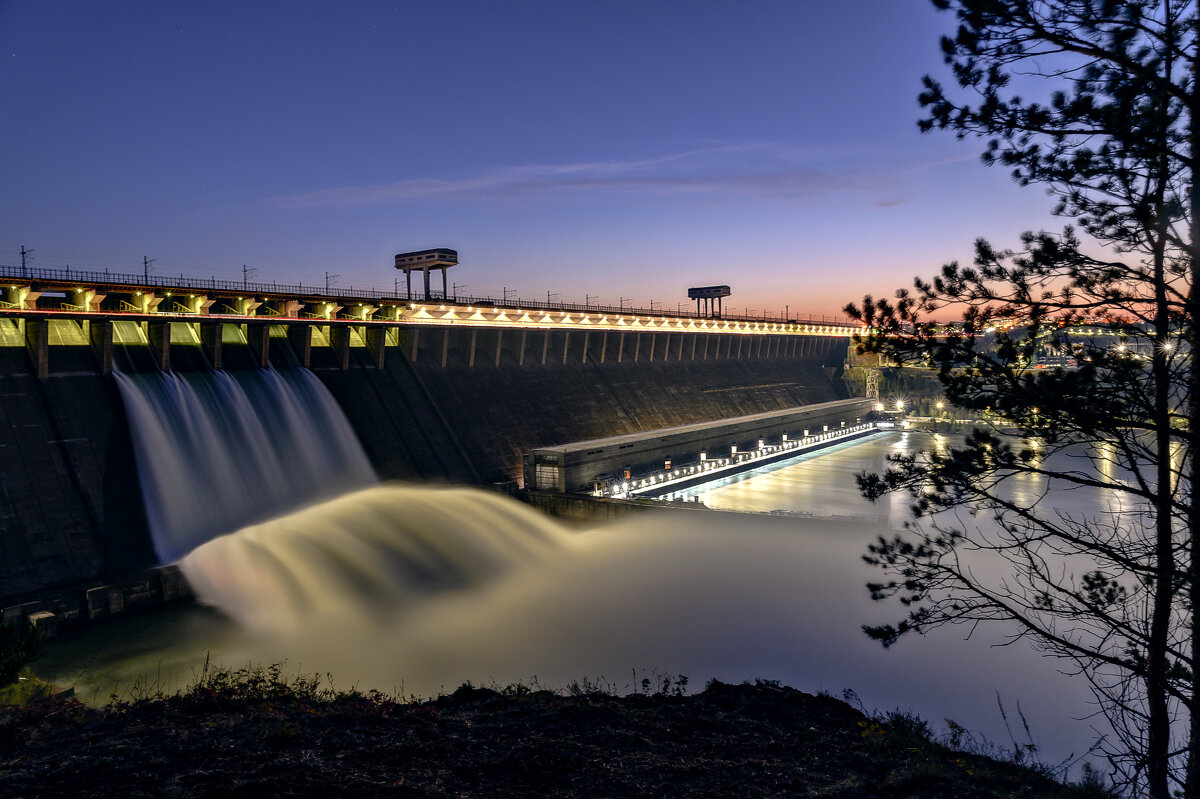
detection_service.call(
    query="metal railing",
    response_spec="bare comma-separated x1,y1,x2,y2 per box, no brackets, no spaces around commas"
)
0,262,854,328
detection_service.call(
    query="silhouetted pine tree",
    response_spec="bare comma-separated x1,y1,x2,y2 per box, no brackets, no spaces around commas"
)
845,3,1197,797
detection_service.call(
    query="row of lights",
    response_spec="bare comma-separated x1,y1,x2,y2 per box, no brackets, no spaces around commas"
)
7,288,862,334
604,422,873,499
416,303,858,333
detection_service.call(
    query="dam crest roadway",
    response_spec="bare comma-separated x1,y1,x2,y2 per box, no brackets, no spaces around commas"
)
0,263,861,378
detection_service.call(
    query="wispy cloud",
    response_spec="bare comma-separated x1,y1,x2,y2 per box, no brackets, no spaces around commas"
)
274,143,902,208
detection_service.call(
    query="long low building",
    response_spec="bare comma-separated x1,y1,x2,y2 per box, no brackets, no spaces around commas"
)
523,397,876,493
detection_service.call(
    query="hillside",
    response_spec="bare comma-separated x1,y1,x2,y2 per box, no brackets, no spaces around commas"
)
0,668,1110,798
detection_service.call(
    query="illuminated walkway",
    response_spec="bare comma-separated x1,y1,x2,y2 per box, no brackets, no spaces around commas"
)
608,423,882,499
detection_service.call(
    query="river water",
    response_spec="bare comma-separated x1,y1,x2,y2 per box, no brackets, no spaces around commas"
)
34,430,1108,770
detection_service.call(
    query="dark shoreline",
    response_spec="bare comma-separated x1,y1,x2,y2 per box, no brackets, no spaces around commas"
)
0,671,1107,798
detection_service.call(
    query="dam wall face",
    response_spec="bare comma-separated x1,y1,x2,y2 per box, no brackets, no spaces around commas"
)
0,322,851,607
0,348,154,603
315,326,849,485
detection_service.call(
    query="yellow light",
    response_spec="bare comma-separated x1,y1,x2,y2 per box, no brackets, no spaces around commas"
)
936,401,944,409
895,400,905,410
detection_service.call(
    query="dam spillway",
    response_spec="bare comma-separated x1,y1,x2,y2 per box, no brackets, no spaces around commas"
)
115,365,377,564
0,269,861,616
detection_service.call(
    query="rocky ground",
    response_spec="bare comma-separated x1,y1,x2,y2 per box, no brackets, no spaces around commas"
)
0,667,1111,798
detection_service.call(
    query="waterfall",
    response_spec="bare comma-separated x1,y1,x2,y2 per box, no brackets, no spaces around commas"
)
115,365,377,563
179,484,565,632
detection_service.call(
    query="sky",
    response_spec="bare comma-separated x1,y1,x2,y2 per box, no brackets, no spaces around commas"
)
0,1,1064,320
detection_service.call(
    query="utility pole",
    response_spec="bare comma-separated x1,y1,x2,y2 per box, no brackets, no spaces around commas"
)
20,246,33,278
242,264,257,291
143,255,156,283
453,282,467,301
503,287,517,304
585,293,596,308
325,271,340,293
547,291,560,306
619,297,628,312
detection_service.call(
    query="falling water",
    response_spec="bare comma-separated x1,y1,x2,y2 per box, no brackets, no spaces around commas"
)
115,365,377,563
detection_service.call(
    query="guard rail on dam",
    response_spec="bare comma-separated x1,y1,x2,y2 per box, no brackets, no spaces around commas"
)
0,263,859,329
0,269,864,618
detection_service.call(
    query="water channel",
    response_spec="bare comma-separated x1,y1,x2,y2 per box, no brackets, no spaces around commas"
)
34,430,1107,769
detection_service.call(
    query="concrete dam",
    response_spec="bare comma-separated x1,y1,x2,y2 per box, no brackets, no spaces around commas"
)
0,270,863,618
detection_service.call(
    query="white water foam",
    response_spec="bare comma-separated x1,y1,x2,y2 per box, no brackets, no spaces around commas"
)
180,484,566,632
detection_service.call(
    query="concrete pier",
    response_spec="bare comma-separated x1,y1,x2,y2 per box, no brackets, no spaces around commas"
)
523,398,876,493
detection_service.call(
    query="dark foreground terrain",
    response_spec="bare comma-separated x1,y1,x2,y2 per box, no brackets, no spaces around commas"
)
0,667,1109,798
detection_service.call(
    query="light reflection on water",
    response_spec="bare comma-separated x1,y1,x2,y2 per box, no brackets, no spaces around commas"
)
671,429,1142,524
667,430,914,525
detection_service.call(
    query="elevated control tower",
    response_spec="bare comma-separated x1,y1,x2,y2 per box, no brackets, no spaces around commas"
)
687,285,731,317
395,248,458,300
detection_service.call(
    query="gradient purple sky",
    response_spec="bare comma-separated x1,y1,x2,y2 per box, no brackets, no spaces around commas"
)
0,1,1061,319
